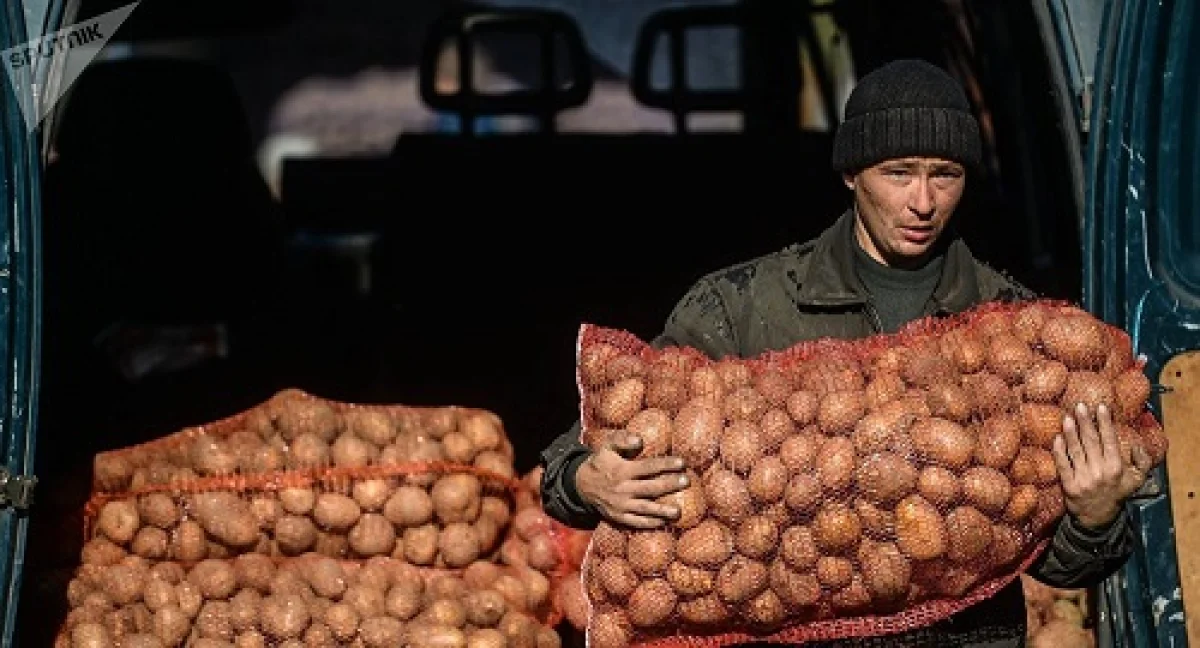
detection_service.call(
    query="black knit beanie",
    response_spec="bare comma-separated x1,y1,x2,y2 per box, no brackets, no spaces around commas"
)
832,59,982,172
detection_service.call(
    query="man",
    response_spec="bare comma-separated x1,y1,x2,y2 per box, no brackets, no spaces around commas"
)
539,59,1152,646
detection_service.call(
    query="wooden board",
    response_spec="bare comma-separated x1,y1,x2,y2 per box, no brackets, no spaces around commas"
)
1160,352,1200,644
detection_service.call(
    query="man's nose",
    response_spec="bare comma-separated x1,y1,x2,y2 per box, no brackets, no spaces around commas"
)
909,176,936,218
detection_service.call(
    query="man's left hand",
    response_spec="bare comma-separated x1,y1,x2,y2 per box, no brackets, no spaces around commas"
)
1052,403,1153,530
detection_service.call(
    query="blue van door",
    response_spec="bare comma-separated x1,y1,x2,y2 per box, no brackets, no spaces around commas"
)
1071,0,1196,645
0,4,48,645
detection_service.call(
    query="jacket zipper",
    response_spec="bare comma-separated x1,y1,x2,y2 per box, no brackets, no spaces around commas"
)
864,301,883,333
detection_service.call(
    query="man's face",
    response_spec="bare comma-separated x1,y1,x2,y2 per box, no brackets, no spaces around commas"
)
845,157,966,268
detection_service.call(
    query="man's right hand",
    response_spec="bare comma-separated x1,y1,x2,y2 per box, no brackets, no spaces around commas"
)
575,434,691,529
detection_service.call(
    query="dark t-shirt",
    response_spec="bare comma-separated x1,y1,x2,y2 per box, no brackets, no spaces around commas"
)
852,239,944,333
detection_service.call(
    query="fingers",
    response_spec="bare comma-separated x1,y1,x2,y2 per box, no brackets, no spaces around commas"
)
1119,445,1154,496
1052,434,1075,487
1131,444,1153,473
627,455,687,480
1096,404,1122,466
609,512,672,530
1061,412,1086,470
1075,403,1105,467
620,496,682,522
622,472,690,499
609,434,644,459
604,495,681,529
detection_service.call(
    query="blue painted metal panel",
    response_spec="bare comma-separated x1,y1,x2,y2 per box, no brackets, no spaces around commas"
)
0,2,44,645
1044,0,1104,131
1083,0,1196,645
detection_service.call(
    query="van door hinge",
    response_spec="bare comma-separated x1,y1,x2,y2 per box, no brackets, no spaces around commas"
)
0,469,37,510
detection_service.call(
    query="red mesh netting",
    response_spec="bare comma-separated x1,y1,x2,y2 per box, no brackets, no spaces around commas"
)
574,300,1167,648
515,467,595,634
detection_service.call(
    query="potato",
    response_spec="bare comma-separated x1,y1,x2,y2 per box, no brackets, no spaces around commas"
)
895,495,946,560
704,468,752,525
812,503,862,554
348,514,397,557
346,410,398,447
816,437,856,493
229,590,261,632
152,606,190,646
360,617,406,648
430,474,483,524
671,399,722,470
960,466,1013,514
719,421,763,475
331,433,378,467
597,378,646,426
97,500,139,545
131,527,169,559
402,524,439,565
855,452,918,505
588,610,632,648
312,493,362,531
461,411,504,454
944,506,994,563
438,523,482,568
857,541,911,602
735,515,780,561
274,516,317,556
909,418,975,470
188,560,238,600
191,492,260,549
676,521,733,568
137,494,180,530
626,579,677,627
384,581,423,621
423,597,468,628
817,391,866,435
382,485,434,527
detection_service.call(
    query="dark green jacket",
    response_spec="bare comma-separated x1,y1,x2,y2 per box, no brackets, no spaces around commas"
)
540,210,1133,647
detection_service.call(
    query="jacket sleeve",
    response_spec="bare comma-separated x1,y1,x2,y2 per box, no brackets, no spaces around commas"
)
538,278,740,530
1026,509,1135,589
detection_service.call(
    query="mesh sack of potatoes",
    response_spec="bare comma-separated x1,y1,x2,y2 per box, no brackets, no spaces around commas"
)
503,468,592,582
573,300,1167,648
91,389,516,495
82,459,519,568
55,553,563,648
1021,574,1095,648
509,468,593,634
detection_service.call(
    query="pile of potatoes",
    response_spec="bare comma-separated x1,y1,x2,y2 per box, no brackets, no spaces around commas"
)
56,553,561,648
575,301,1166,647
63,392,582,647
510,468,592,634
1022,575,1095,648
92,390,516,494
87,469,512,567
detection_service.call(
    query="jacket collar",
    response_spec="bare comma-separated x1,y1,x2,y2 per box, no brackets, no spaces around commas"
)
790,208,982,313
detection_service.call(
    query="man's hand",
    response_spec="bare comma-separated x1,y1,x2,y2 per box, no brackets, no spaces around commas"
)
575,434,690,529
1052,403,1153,530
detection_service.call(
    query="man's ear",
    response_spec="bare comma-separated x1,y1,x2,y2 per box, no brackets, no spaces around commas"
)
842,171,857,191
